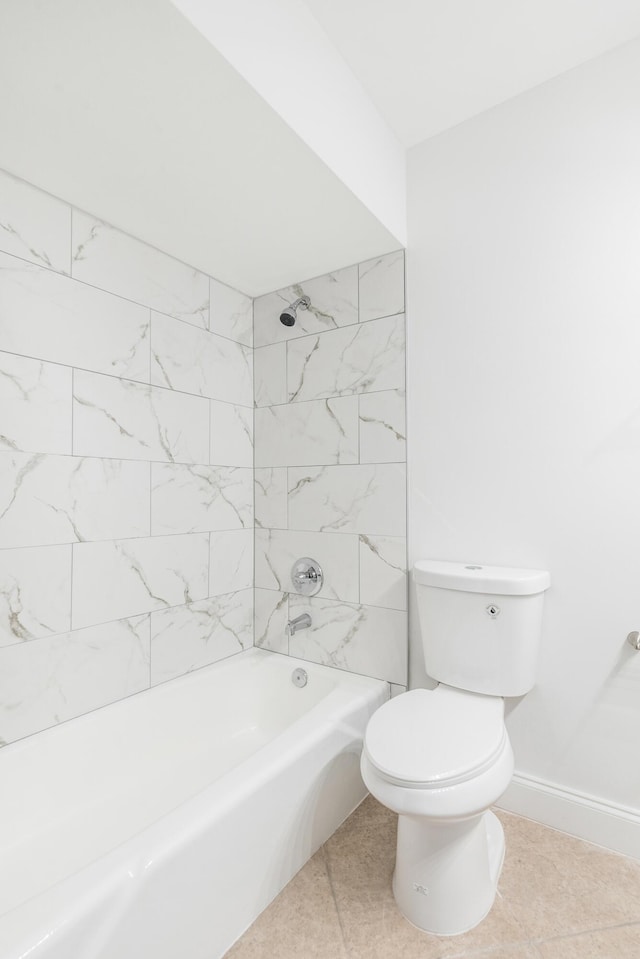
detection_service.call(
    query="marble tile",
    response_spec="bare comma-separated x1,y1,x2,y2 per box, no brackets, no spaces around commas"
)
288,464,406,536
210,277,253,347
254,588,288,653
288,595,407,684
0,453,149,548
225,849,347,959
151,312,253,408
209,529,253,595
73,370,209,464
254,343,287,408
358,250,405,323
255,397,358,468
359,535,407,610
210,401,253,468
287,314,405,402
0,351,72,454
150,589,253,684
0,252,150,381
71,211,209,328
359,390,406,464
0,545,72,646
0,614,150,745
0,169,70,273
255,529,359,602
72,534,209,629
254,265,359,348
151,464,253,534
254,468,287,530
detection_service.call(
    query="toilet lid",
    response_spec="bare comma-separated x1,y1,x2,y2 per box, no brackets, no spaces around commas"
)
364,686,507,788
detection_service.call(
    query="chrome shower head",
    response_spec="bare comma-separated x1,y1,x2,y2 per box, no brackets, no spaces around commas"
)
279,295,311,327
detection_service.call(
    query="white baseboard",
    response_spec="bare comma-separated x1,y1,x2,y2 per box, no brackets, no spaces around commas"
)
497,773,640,861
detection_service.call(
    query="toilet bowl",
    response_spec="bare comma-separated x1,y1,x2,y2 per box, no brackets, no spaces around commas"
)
361,685,514,935
361,559,550,937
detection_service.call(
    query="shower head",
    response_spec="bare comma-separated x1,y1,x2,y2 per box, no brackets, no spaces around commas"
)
280,295,311,327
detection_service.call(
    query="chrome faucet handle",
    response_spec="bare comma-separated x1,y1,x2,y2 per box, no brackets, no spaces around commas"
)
291,558,323,596
293,568,319,587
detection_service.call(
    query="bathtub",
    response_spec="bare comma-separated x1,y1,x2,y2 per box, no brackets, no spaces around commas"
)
0,647,387,959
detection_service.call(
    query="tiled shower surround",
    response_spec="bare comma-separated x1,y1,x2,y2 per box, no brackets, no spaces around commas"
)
253,253,407,687
0,167,407,746
0,169,254,745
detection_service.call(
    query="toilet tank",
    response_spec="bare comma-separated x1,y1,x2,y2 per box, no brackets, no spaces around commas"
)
413,560,551,697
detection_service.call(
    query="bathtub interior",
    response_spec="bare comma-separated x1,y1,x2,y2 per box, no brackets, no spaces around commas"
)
0,648,376,921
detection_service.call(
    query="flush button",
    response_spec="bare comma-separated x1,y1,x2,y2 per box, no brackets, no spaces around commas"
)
486,604,501,618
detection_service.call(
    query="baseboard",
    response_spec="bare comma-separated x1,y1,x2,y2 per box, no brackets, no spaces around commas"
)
497,773,640,861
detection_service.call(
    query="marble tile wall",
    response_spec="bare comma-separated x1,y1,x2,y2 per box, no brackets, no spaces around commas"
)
0,169,254,745
253,252,408,686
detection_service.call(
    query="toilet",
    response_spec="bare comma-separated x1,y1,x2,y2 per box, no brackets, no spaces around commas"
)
361,559,550,936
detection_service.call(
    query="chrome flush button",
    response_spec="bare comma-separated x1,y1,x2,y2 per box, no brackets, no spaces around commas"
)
486,604,501,618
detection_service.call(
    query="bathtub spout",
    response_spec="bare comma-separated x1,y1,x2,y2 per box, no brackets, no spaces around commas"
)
287,613,311,636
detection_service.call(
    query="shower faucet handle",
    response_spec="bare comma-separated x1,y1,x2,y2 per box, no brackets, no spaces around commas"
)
290,557,323,596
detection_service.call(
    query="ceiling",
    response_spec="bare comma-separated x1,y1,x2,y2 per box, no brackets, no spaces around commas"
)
303,0,640,146
2,1,640,295
0,0,399,296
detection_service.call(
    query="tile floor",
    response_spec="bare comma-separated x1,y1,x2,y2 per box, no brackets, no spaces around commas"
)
225,796,640,958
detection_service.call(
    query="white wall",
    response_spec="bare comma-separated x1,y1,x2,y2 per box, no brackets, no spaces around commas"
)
407,37,640,831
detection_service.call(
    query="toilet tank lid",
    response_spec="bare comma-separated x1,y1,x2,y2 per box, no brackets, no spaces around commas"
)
413,560,550,595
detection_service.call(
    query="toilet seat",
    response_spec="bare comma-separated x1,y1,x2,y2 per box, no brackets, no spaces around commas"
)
364,686,507,789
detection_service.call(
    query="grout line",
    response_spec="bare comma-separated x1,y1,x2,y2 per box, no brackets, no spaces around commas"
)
69,541,74,632
321,844,350,955
0,346,253,409
0,586,254,652
0,447,255,469
208,399,212,466
70,366,75,455
68,204,73,276
531,918,640,946
148,306,152,378
0,526,252,553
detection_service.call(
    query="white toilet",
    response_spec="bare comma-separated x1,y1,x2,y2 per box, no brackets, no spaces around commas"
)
361,559,550,936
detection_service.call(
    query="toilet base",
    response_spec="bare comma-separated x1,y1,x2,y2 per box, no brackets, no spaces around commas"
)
392,809,505,936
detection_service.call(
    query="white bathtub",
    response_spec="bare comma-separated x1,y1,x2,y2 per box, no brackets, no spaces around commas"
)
0,647,387,959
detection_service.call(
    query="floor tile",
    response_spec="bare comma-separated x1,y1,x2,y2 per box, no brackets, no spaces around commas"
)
324,798,527,959
224,797,640,959
536,922,640,958
224,849,347,959
497,810,640,939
